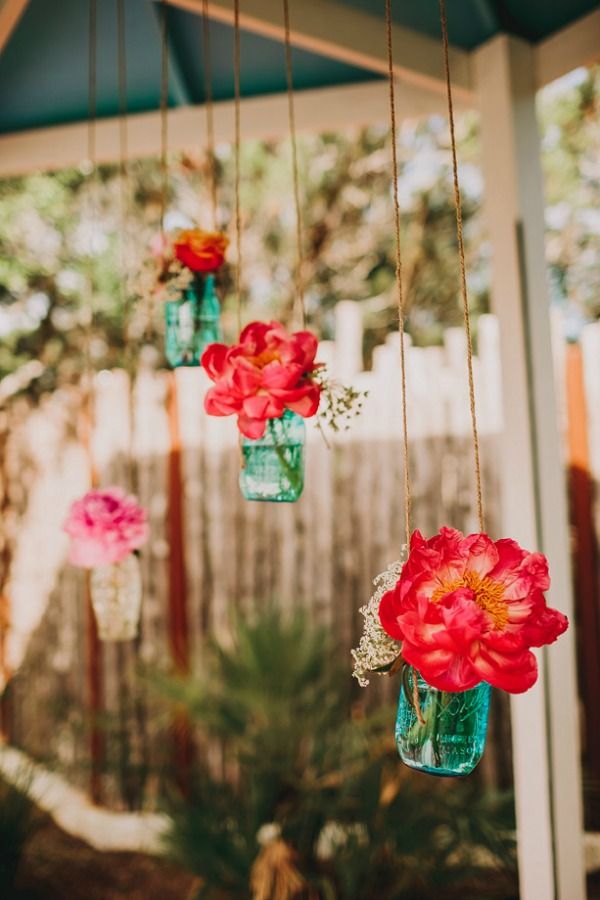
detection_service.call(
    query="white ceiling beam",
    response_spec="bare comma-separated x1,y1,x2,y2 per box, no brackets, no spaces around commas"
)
164,0,474,102
0,0,29,53
535,8,600,88
0,78,449,177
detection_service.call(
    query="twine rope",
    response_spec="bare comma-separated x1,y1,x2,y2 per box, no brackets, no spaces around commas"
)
85,0,97,350
117,0,129,306
84,0,97,452
439,0,485,532
87,0,97,180
201,0,218,229
233,0,242,333
282,0,306,329
159,0,169,236
116,0,138,489
385,0,412,548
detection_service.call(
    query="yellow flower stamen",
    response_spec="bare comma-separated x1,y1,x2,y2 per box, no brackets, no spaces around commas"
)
248,349,282,369
431,570,508,629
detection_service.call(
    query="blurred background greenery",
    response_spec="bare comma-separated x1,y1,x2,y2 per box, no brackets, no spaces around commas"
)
0,66,597,396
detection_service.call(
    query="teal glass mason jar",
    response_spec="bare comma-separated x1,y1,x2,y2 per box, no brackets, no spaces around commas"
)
164,273,221,368
395,666,491,776
239,410,306,502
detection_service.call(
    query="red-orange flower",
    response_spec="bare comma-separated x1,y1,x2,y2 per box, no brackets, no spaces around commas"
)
201,321,322,439
173,229,229,272
379,527,568,693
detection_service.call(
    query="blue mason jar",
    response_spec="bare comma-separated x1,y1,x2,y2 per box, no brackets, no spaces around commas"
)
239,410,306,503
395,666,491,776
164,273,221,368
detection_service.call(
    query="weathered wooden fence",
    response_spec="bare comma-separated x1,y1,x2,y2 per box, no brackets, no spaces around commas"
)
1,306,599,813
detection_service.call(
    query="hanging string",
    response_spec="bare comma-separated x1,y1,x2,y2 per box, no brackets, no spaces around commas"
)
159,0,169,236
201,0,218,229
84,2,103,791
116,0,138,491
282,0,306,329
117,0,129,305
87,0,97,184
233,0,242,333
438,0,485,532
83,0,98,488
385,0,411,547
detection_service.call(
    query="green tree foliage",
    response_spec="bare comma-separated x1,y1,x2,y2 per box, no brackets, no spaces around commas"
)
0,111,486,392
539,66,600,319
0,771,39,894
0,167,135,391
157,609,517,900
0,66,597,391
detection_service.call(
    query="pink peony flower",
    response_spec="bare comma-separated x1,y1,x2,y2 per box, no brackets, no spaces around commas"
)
64,488,149,568
201,321,323,439
379,527,568,694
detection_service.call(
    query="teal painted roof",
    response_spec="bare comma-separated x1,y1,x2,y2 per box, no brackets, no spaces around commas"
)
0,0,597,135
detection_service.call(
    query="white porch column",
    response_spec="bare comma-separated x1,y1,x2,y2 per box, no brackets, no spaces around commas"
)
475,35,585,900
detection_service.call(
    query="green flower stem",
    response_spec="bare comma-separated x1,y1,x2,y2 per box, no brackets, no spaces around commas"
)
272,415,303,495
403,666,444,766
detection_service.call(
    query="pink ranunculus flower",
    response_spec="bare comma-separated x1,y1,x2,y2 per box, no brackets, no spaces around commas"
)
201,321,323,439
64,488,149,568
379,527,568,694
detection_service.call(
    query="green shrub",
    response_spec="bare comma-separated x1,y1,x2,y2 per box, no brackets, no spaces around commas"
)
158,608,517,900
0,770,37,893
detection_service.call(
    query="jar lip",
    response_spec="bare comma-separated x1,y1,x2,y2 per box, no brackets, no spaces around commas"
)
89,550,141,573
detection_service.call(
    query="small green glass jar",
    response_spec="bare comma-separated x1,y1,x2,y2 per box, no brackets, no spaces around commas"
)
395,666,491,776
164,273,221,368
239,410,306,503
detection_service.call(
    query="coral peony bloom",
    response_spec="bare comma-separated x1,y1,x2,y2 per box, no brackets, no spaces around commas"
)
64,488,149,568
173,229,229,272
201,320,322,438
379,528,568,694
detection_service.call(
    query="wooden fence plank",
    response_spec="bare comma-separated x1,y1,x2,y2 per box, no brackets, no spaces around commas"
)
2,316,540,809
565,343,600,828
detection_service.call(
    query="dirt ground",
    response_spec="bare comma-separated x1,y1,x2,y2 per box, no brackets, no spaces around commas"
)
8,812,600,900
13,817,199,900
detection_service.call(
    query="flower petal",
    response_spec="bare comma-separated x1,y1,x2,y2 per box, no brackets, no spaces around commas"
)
242,394,271,419
462,533,499,578
379,588,404,641
201,343,229,381
237,414,267,439
281,384,322,418
204,386,240,416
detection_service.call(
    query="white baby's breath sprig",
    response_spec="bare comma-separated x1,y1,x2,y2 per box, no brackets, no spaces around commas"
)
313,367,367,434
351,551,406,687
135,255,194,307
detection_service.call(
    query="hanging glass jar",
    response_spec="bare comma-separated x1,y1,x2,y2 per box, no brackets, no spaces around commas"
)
89,552,142,641
165,273,222,368
239,409,306,502
395,666,491,777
